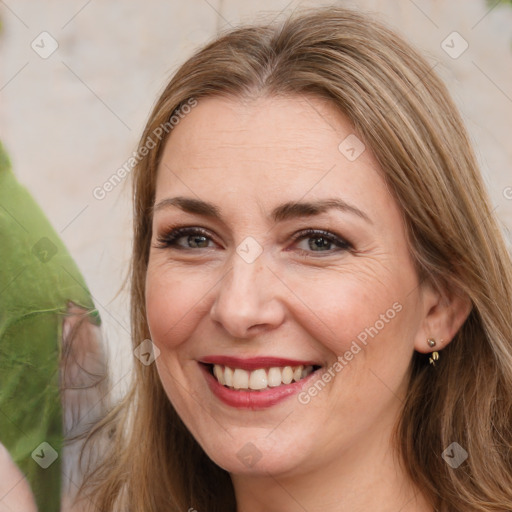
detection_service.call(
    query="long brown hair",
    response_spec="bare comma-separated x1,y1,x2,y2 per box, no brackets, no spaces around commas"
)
79,6,512,511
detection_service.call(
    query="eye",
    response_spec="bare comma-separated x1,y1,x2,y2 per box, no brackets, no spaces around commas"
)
154,226,217,250
290,229,352,256
154,226,353,257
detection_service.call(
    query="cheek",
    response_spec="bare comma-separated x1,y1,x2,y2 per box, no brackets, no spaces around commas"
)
283,265,405,353
145,262,212,349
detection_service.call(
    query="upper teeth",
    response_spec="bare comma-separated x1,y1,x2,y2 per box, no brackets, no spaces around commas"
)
212,364,315,391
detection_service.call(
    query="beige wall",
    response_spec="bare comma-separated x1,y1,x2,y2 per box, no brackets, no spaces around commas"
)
1,0,511,390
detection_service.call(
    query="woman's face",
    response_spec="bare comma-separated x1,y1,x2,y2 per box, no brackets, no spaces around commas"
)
146,95,434,477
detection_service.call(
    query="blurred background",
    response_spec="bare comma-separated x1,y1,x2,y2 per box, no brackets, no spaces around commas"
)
1,0,511,397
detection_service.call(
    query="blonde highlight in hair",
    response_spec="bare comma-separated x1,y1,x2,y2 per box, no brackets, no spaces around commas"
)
79,6,512,511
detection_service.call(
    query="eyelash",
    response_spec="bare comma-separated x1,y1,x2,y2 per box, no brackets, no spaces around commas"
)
154,226,353,257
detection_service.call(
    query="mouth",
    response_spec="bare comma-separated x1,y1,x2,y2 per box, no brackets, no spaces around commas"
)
198,355,324,409
202,363,321,391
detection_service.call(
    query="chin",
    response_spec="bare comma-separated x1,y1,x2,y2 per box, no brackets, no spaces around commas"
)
194,425,316,477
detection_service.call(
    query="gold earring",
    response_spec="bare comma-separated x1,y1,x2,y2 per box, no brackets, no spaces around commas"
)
427,338,439,366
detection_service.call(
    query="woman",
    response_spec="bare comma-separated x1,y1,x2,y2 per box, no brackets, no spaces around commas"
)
79,6,512,511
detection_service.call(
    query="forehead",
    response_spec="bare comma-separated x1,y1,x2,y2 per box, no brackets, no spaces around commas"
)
154,95,391,220
159,95,355,170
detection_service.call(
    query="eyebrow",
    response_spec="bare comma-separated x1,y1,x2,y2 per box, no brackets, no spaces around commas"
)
152,196,373,225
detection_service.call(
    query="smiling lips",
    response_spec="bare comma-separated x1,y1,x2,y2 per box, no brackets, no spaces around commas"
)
199,355,322,408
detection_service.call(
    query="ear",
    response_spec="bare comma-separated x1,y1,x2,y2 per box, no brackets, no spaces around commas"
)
414,279,473,353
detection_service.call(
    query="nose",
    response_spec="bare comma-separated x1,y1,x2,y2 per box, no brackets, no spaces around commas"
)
209,248,286,339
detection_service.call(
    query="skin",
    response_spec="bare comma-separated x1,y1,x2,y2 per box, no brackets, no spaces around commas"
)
0,443,37,512
145,95,472,512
